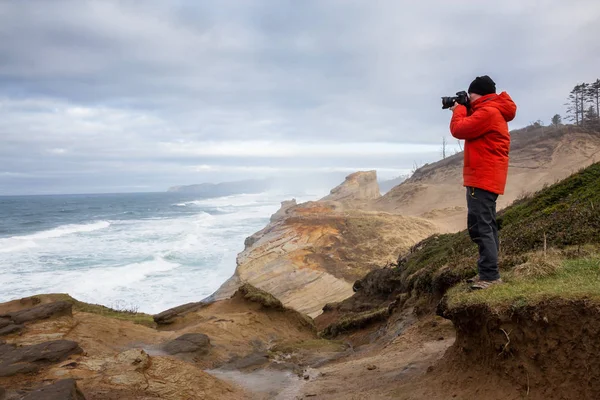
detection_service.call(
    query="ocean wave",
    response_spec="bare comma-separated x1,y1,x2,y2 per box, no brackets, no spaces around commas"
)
119,255,180,276
0,239,38,254
172,193,282,209
12,220,111,241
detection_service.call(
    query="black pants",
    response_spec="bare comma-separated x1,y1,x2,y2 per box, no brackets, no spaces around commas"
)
466,187,500,281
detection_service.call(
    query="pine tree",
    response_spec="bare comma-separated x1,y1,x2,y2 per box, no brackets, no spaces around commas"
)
566,85,581,126
585,106,599,129
579,83,589,126
551,114,561,127
588,79,600,120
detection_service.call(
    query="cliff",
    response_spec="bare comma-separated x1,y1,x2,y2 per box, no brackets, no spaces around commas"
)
320,170,381,207
208,201,437,317
310,161,600,399
207,171,437,317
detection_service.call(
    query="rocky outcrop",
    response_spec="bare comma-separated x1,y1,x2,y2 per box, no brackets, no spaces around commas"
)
0,340,82,377
21,379,86,400
321,171,381,207
270,199,297,222
0,325,22,337
153,302,205,326
163,333,211,355
0,302,72,337
208,199,437,317
1,302,72,325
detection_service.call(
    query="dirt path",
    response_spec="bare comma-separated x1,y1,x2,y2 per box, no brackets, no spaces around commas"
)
294,321,455,400
208,315,456,400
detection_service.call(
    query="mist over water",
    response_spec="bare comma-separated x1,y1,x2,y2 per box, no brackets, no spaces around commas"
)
0,191,321,314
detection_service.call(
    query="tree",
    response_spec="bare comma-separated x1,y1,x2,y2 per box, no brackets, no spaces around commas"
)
585,106,599,129
580,83,589,126
588,79,600,119
565,83,589,126
551,114,562,127
565,85,581,126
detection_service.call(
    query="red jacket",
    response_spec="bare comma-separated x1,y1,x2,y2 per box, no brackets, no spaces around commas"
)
450,92,517,195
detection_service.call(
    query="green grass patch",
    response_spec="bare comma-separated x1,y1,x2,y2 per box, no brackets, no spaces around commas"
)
446,257,600,309
37,294,156,327
396,162,600,297
235,284,316,331
238,283,285,309
499,163,600,254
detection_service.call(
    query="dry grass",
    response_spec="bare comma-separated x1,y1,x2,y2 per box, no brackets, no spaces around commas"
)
512,249,562,279
28,293,156,327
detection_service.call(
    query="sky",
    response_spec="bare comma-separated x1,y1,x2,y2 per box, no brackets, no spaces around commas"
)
1,1,599,195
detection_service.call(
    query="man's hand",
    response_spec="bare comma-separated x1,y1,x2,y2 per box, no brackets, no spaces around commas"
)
450,102,459,111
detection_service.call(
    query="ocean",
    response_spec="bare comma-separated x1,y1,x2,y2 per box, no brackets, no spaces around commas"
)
0,191,319,314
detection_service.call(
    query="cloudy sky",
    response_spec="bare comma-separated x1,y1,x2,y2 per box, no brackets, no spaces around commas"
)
1,1,599,195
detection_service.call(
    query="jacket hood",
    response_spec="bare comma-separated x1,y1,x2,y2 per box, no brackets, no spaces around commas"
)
472,92,517,122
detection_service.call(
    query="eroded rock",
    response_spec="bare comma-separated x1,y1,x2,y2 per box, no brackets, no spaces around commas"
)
269,199,298,223
0,340,82,377
21,379,86,400
321,171,381,205
1,302,72,325
0,325,23,337
153,302,205,326
163,333,211,355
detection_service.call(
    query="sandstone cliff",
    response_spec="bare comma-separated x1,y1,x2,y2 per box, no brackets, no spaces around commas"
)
320,170,381,208
208,171,437,317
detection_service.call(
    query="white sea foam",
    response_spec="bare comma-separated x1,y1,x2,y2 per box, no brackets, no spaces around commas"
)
14,220,111,240
0,239,38,254
0,221,110,254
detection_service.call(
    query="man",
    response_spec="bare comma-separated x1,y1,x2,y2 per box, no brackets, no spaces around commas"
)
449,75,517,290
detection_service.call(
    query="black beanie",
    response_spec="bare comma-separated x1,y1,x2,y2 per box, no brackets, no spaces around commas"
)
468,75,496,96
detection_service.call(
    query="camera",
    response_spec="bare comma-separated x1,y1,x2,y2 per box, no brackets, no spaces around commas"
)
441,91,469,110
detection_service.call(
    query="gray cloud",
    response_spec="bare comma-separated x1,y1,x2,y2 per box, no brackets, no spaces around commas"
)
1,0,599,194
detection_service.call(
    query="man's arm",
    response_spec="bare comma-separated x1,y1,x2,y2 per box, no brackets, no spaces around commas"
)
450,105,492,140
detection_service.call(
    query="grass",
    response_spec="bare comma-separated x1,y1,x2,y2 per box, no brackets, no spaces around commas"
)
446,257,600,310
236,283,316,331
35,294,156,327
238,283,284,309
397,162,600,297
